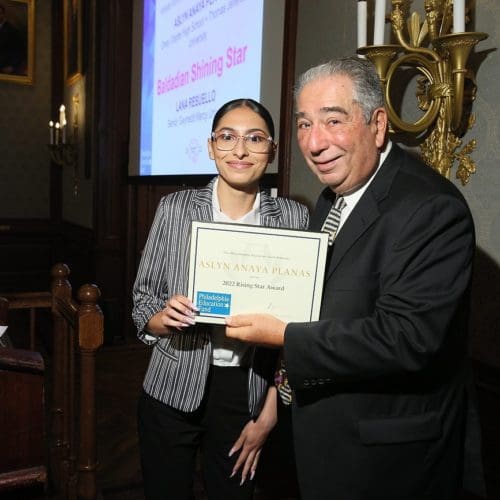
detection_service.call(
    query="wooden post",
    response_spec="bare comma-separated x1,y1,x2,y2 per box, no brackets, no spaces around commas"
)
76,284,103,500
50,263,72,495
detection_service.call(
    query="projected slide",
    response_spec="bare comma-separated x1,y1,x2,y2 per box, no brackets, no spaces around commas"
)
139,0,264,176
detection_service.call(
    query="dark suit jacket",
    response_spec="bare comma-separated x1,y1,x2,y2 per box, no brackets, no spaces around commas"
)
285,144,478,500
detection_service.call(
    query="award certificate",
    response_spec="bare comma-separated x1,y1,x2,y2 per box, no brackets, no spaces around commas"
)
188,221,329,325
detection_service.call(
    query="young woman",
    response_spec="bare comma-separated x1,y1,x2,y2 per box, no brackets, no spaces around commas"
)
132,98,308,500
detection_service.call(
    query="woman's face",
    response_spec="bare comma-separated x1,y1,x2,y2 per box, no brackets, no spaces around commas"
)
208,106,275,191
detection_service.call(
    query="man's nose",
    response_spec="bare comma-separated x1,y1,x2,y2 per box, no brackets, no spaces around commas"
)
305,125,330,154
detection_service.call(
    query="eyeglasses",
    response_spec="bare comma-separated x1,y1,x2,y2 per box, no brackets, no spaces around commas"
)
211,132,274,153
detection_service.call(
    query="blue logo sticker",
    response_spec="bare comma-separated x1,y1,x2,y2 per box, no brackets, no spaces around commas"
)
197,291,231,316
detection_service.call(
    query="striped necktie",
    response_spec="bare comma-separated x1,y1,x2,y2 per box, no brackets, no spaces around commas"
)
322,195,346,245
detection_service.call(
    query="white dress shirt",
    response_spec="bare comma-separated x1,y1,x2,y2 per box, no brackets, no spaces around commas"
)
337,141,392,233
209,177,259,366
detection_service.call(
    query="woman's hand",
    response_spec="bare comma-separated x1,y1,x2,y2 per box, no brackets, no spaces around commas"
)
161,294,198,330
228,418,272,485
146,295,198,334
228,387,278,484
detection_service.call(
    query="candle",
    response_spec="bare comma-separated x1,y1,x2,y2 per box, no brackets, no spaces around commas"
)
59,104,67,128
374,0,386,45
453,0,465,33
357,1,367,49
62,124,67,144
49,120,54,145
55,122,60,145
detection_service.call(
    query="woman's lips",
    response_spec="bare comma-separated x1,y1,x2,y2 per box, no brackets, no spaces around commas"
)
227,161,253,169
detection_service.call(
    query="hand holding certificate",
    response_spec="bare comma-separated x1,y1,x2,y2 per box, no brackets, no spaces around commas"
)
188,222,328,324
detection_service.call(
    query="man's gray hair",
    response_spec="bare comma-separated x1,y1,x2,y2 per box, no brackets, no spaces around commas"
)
294,56,384,124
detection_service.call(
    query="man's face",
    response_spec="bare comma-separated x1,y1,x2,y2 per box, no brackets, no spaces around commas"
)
295,75,387,194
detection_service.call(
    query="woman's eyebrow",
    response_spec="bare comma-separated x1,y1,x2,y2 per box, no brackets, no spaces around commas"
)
215,127,268,135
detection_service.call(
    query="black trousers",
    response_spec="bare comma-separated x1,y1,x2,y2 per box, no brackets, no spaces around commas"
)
138,365,255,500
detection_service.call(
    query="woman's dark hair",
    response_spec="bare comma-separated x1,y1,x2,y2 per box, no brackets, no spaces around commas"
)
211,98,275,139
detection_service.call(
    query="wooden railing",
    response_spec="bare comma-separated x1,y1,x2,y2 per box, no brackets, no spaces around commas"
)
0,346,46,492
3,291,51,350
1,263,104,499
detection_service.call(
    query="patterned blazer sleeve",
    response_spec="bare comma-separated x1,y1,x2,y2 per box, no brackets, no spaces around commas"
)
131,184,213,345
132,196,171,344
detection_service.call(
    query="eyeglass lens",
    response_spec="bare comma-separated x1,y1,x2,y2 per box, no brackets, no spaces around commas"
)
213,133,271,153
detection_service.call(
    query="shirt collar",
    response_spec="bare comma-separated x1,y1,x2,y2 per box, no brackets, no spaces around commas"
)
342,140,392,209
211,176,261,224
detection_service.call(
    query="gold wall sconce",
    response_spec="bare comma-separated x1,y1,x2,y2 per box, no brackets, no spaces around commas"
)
48,94,80,195
357,0,487,185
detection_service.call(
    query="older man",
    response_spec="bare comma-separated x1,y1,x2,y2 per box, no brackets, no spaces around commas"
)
226,57,480,499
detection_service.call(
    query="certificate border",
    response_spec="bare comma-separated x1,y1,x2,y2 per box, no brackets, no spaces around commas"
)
188,222,328,323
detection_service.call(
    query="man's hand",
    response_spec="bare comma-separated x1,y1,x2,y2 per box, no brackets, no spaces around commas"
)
225,314,286,347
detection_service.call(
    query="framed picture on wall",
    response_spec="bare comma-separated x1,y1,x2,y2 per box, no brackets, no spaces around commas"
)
0,0,34,85
64,0,82,85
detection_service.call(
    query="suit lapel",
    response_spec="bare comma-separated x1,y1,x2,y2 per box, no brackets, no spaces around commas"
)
310,188,336,232
188,180,283,226
190,178,216,222
325,192,380,278
321,145,402,280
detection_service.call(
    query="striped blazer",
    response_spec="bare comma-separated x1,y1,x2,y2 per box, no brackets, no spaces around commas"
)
132,178,309,413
